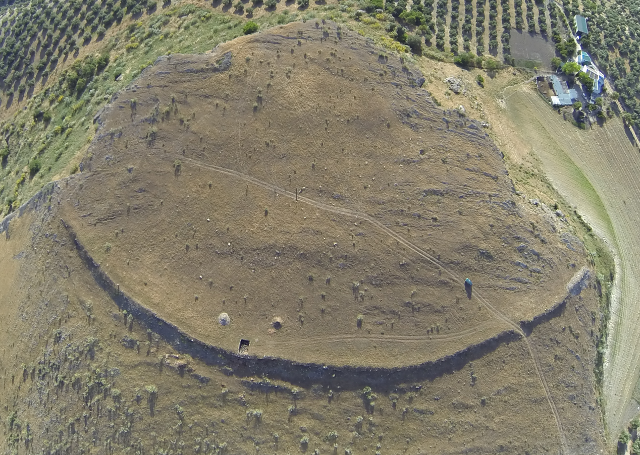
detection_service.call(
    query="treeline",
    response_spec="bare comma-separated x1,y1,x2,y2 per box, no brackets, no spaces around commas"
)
565,0,640,124
0,0,161,100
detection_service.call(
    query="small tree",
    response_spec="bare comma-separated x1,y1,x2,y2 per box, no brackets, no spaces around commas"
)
611,91,620,101
622,113,635,127
562,61,580,75
577,71,594,87
29,159,41,176
476,74,484,87
551,57,562,69
406,34,422,54
484,58,501,71
453,52,475,67
243,21,259,34
619,430,631,446
572,101,582,110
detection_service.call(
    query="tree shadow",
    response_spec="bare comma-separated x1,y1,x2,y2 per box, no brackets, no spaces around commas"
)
623,122,637,145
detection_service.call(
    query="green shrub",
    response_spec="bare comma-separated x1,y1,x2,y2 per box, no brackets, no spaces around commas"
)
297,0,309,6
453,52,476,67
0,148,8,164
476,74,484,87
177,4,197,17
406,34,423,54
394,25,407,43
29,159,41,176
619,431,630,445
243,21,259,34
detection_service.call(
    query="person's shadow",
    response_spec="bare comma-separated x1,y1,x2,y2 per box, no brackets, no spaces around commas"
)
465,279,472,299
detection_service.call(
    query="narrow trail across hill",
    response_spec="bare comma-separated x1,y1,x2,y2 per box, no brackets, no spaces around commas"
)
180,155,569,453
263,320,501,347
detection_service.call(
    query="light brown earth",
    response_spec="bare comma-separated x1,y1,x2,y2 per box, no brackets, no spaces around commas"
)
66,21,583,368
0,21,609,454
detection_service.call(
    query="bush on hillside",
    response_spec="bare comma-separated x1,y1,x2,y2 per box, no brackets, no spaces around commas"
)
406,34,422,54
29,159,41,176
243,21,259,34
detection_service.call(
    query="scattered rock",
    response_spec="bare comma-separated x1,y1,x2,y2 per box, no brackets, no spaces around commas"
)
529,198,540,206
458,105,466,116
555,209,564,217
567,267,591,296
444,76,463,94
218,312,230,326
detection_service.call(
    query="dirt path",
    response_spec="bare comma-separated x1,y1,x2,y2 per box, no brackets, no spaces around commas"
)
505,84,640,435
472,0,479,53
181,154,569,453
496,0,505,59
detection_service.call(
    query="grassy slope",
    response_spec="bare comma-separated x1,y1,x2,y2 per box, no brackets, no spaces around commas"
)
503,83,640,437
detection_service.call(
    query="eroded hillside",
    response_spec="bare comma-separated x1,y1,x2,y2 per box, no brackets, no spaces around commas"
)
0,21,607,454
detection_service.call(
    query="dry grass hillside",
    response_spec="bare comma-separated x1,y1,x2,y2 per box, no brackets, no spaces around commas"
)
0,21,608,455
69,20,585,367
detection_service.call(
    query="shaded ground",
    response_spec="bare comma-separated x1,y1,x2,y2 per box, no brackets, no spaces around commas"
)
510,30,556,69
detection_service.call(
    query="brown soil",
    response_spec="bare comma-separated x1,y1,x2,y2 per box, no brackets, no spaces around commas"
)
59,21,584,369
0,21,607,454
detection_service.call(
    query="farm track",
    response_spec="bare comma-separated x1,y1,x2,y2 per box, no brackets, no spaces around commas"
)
509,85,640,435
180,154,569,453
262,320,500,347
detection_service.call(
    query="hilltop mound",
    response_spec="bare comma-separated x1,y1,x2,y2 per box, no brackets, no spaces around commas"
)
0,21,608,454
52,20,584,368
